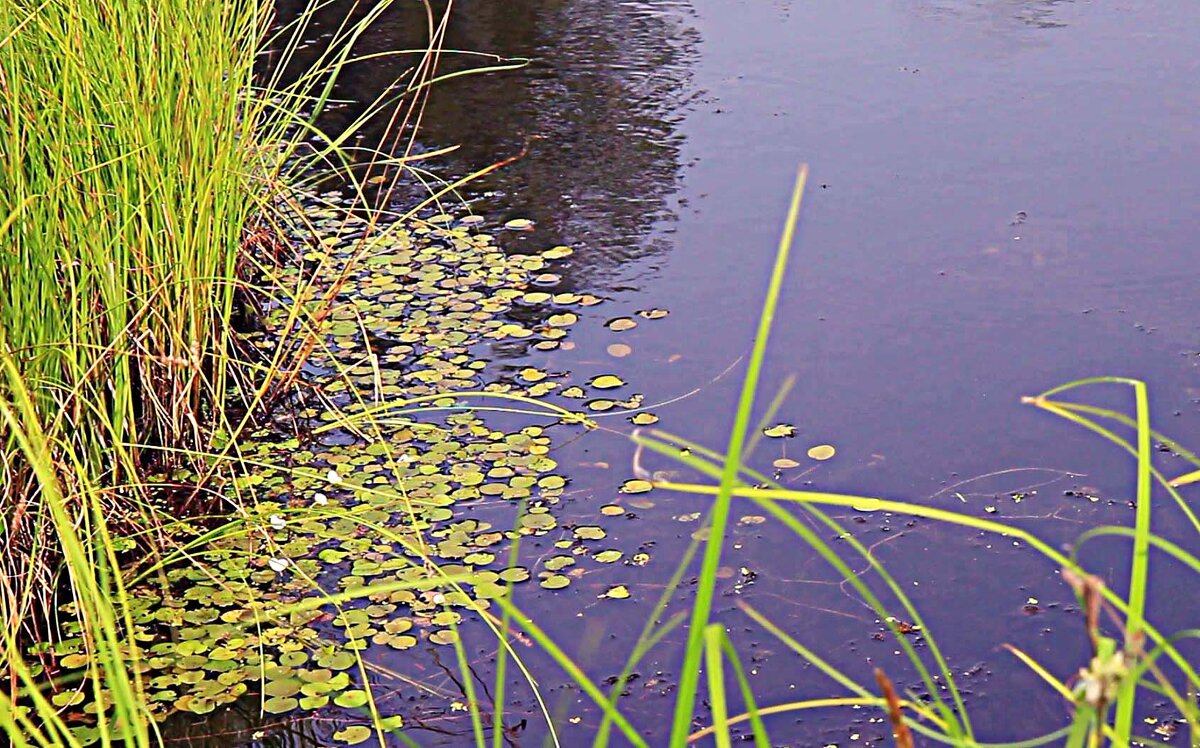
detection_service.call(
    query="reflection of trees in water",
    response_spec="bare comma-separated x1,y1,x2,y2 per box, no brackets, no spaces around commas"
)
162,701,320,747
268,0,699,284
916,0,1072,30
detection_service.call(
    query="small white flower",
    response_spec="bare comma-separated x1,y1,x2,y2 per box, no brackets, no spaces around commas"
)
326,469,342,484
431,592,446,605
268,557,290,572
268,514,287,530
313,492,328,506
398,454,415,464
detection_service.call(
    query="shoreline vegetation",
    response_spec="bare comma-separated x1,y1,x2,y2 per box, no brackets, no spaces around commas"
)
1,2,1197,747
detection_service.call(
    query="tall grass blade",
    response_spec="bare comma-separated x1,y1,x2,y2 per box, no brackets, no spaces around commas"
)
667,164,808,746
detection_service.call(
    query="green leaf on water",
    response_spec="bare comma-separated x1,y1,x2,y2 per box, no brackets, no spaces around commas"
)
606,317,637,332
299,694,329,710
763,424,796,438
620,479,653,494
573,526,606,541
262,696,299,714
334,689,369,708
590,375,625,389
539,574,570,590
429,630,459,646
543,245,573,259
333,725,373,745
636,308,669,319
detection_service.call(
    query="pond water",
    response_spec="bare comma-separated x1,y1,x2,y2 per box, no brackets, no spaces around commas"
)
171,1,1200,745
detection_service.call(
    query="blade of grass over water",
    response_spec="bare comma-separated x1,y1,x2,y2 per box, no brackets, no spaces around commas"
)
1029,378,1153,740
637,427,972,737
667,164,809,747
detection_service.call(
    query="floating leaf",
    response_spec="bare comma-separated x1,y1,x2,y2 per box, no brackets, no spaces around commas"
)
51,691,85,707
299,694,329,710
543,245,573,259
504,218,534,230
600,504,624,516
561,386,586,399
499,566,531,583
636,308,669,319
544,556,575,572
763,424,796,438
333,725,373,745
519,367,547,383
807,444,836,461
334,690,369,708
590,375,625,389
629,412,658,425
539,574,570,590
574,526,606,541
594,550,623,564
317,651,357,671
601,585,630,599
605,317,637,332
739,515,767,526
773,458,800,469
263,678,301,698
60,653,89,669
263,696,299,714
429,630,459,646
620,479,653,494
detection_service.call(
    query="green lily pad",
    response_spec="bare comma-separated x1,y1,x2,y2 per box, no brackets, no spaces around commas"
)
334,689,370,708
539,575,570,590
333,725,373,745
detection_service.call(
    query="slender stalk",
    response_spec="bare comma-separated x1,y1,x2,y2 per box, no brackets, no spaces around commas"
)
668,164,808,746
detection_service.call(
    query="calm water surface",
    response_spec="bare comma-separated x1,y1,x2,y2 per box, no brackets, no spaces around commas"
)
177,1,1200,745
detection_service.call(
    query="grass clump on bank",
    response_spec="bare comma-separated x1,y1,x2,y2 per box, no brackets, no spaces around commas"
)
0,0,278,651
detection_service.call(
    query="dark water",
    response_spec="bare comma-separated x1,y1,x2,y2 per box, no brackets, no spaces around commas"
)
178,1,1200,745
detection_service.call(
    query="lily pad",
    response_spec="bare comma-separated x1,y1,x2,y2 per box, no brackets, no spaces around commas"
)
620,479,653,494
807,444,836,460
763,424,796,438
605,317,637,332
333,725,373,745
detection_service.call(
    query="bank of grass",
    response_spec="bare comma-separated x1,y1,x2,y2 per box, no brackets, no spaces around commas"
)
0,0,530,740
0,0,277,651
0,0,441,706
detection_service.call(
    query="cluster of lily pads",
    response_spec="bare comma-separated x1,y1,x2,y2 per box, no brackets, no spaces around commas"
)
43,195,677,744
